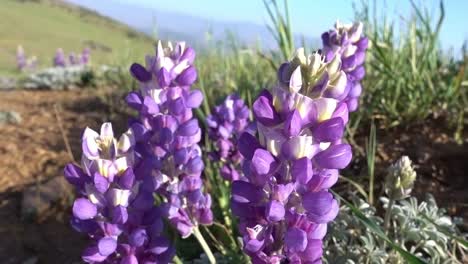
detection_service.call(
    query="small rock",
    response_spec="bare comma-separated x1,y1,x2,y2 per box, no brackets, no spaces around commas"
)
21,176,72,220
0,111,22,125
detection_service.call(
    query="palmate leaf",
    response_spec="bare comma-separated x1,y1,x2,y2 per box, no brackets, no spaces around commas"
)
331,190,428,264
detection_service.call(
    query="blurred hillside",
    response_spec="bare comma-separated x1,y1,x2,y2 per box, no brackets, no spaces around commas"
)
0,0,155,76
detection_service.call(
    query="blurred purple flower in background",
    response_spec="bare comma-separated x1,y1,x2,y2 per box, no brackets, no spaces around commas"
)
64,123,175,263
126,41,213,238
54,48,66,67
322,21,369,112
16,45,26,71
206,94,252,181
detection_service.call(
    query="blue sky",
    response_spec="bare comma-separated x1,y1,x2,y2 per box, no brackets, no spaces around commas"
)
92,0,467,50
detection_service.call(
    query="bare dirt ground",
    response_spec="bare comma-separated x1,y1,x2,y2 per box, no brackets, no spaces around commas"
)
0,89,126,263
0,89,466,263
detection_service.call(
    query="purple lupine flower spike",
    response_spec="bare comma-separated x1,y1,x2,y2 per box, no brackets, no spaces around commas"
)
81,47,91,65
322,21,368,112
233,37,366,262
16,45,26,71
206,94,252,181
64,122,174,263
126,41,213,237
54,48,66,67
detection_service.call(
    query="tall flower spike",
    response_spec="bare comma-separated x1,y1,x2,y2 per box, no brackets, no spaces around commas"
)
64,122,174,263
206,94,252,181
322,21,369,111
127,41,213,238
54,48,66,67
16,45,26,71
232,46,361,263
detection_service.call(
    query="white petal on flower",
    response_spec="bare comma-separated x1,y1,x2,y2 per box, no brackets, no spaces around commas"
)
114,156,131,173
294,48,307,65
289,66,302,93
118,130,135,153
314,98,338,122
82,127,99,141
100,122,114,139
342,45,358,58
350,22,363,43
287,136,314,159
327,55,342,75
172,59,189,75
109,188,131,207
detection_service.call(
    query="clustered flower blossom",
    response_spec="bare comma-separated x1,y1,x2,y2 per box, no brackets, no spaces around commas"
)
16,45,37,71
64,123,175,263
322,21,369,112
206,94,252,181
126,41,213,238
231,23,366,261
54,47,91,67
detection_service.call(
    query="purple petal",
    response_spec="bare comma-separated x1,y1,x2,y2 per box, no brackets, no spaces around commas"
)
82,246,107,262
64,163,87,187
94,173,109,193
231,181,265,203
291,157,313,184
347,97,359,112
185,90,203,108
142,96,160,115
348,82,362,98
169,97,185,115
303,191,339,223
186,157,204,174
285,227,307,252
157,67,171,87
265,200,285,222
121,255,138,264
125,92,143,110
129,228,148,247
341,54,356,70
176,66,197,85
98,237,117,256
111,206,128,224
356,37,369,50
284,110,302,137
299,239,323,261
181,47,196,64
130,63,152,82
331,102,349,125
118,168,135,189
312,117,344,142
244,238,265,253
313,144,352,169
147,236,170,255
253,95,279,126
238,132,261,160
177,119,199,136
251,148,276,175
73,198,97,220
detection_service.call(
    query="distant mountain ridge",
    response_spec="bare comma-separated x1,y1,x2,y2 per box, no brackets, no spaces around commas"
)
64,0,320,50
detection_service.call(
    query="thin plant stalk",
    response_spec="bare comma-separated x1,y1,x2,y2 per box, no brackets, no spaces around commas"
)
366,121,377,205
193,226,216,264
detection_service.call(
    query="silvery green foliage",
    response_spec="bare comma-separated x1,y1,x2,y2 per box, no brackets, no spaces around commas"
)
21,66,92,90
382,195,466,263
324,194,467,264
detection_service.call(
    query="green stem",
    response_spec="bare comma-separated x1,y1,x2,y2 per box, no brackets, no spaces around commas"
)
383,195,395,234
173,255,183,264
193,226,216,264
